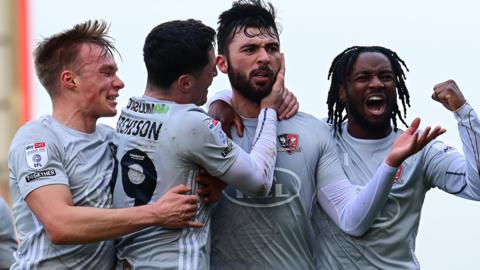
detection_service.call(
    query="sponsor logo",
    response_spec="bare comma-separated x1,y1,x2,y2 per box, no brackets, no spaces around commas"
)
126,99,170,115
221,141,233,157
277,134,300,154
116,115,162,141
223,167,301,207
207,119,228,146
25,169,56,182
24,142,48,169
394,164,403,184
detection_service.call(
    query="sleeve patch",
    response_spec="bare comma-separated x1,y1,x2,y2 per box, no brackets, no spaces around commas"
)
207,119,228,146
24,141,49,169
25,169,56,182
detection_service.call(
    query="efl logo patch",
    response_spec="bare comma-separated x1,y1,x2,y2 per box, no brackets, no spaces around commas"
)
24,142,48,169
278,134,301,154
394,164,404,184
25,169,56,182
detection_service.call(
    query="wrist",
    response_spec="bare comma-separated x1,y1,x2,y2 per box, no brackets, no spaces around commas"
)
385,154,401,168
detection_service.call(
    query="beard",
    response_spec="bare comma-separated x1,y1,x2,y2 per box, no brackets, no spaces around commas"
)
227,62,275,104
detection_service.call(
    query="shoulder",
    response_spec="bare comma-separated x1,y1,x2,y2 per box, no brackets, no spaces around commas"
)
96,124,115,139
175,105,211,129
279,112,332,135
10,116,59,150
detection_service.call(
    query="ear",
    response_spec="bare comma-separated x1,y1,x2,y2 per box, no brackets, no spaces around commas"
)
216,55,228,74
177,74,193,93
339,84,347,103
60,70,78,90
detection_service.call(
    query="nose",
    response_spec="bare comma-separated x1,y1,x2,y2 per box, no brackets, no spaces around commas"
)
256,47,271,65
114,75,125,90
369,75,384,89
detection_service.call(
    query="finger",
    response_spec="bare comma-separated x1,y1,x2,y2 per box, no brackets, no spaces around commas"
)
186,220,204,228
185,203,198,213
169,184,191,194
283,102,298,119
425,126,446,142
272,53,285,92
222,122,232,138
417,126,431,145
196,187,209,196
184,194,200,204
233,115,244,137
278,90,292,118
405,117,420,135
433,81,447,91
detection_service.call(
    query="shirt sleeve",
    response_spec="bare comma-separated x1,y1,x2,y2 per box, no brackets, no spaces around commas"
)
424,102,480,200
314,120,400,236
179,108,277,196
315,121,350,188
9,125,69,199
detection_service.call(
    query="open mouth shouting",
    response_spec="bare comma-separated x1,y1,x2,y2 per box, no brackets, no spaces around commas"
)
365,94,386,116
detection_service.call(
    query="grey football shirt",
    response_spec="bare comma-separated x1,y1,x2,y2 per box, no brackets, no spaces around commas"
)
313,103,480,270
113,96,240,270
0,196,16,269
210,112,345,270
8,115,116,270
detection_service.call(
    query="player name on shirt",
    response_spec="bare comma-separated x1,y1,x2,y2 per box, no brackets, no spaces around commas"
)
116,115,162,141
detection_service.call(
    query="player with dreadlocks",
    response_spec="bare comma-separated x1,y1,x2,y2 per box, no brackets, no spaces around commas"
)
207,2,447,265
312,45,480,269
327,45,410,134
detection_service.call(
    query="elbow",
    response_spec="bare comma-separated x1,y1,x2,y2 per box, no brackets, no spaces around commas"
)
252,174,273,197
44,219,71,245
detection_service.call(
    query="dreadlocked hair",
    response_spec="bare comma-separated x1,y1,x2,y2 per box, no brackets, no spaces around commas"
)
326,46,410,135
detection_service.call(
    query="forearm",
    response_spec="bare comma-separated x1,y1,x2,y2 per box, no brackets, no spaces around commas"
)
317,162,397,236
220,108,277,195
449,102,480,199
43,204,156,244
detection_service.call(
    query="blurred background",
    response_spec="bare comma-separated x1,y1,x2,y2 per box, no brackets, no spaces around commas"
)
1,0,479,268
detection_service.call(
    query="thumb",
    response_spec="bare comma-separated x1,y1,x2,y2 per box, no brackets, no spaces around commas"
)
233,115,244,137
272,53,285,90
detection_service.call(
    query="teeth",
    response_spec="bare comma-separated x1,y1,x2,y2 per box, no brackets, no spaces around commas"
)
368,96,383,101
107,97,116,101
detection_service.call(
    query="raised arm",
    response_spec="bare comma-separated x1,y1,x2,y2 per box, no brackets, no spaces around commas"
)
426,80,480,200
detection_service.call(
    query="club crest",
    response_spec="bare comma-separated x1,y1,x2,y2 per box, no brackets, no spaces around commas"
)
277,133,300,154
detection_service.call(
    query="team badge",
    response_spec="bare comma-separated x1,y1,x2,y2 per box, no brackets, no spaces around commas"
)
277,133,300,154
25,142,48,169
394,164,404,184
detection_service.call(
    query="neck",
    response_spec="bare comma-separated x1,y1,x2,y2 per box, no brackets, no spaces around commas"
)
231,89,261,118
144,83,187,104
346,119,392,139
52,105,97,133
